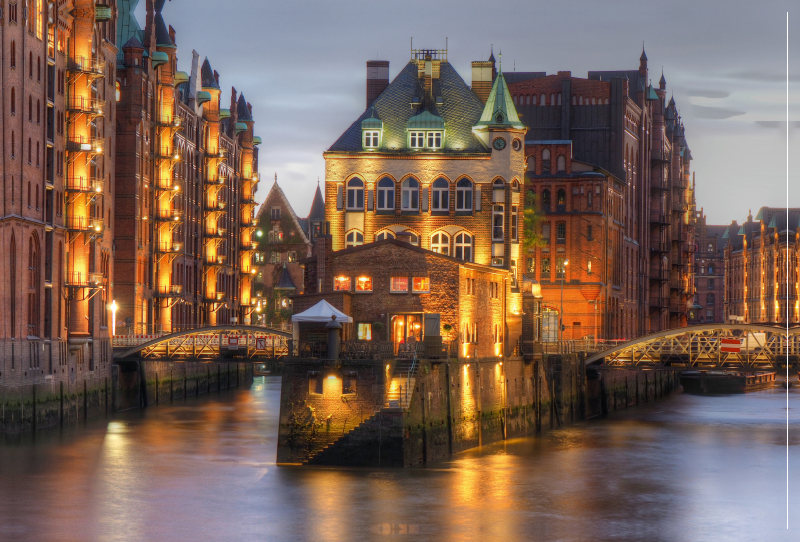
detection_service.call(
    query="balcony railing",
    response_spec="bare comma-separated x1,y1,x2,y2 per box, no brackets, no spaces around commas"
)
154,147,180,161
204,254,227,266
154,178,183,192
155,284,183,297
240,192,257,205
66,96,105,116
66,176,104,194
204,291,227,303
205,227,227,238
154,114,184,129
65,216,104,233
206,148,227,160
206,175,225,185
204,199,227,212
65,136,103,154
67,56,104,75
155,241,184,254
65,271,103,288
240,240,257,251
153,208,184,222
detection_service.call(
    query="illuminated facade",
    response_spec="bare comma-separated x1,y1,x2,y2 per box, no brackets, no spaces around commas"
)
689,209,726,324
723,207,800,325
1,2,117,385
510,49,697,337
114,0,260,334
323,47,525,355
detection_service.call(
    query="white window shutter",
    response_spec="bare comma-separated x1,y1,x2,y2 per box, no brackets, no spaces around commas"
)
475,185,482,211
421,188,428,211
336,186,343,210
367,189,374,211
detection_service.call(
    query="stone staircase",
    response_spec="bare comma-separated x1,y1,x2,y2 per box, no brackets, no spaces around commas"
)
304,409,404,467
385,358,418,409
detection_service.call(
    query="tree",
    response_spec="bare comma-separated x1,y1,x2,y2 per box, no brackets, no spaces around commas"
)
523,191,547,252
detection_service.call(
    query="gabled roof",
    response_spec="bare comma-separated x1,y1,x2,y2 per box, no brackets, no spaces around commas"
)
201,58,219,90
474,69,524,129
154,13,175,48
407,110,444,130
122,36,144,50
256,180,311,246
327,61,487,154
237,93,253,122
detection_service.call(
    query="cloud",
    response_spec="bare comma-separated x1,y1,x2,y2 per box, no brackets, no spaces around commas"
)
686,89,730,99
691,104,746,120
722,71,800,83
754,121,800,129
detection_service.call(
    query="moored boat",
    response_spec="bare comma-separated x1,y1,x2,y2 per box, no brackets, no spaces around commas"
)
680,370,776,394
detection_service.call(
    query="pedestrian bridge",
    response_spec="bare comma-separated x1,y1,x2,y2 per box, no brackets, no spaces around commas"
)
113,326,292,360
584,324,799,370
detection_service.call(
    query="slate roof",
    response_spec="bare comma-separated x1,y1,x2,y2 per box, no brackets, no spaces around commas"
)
588,70,644,93
237,94,253,122
327,61,488,154
201,58,219,90
154,13,175,48
122,36,144,50
307,184,325,222
275,265,297,290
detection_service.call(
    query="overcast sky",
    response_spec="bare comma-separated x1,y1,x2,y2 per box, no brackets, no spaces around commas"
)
144,0,798,226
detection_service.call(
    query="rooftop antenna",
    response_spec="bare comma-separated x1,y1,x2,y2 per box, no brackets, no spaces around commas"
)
499,49,502,73
274,172,277,184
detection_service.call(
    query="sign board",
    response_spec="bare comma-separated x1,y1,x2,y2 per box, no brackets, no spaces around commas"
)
227,335,240,350
256,337,266,350
720,338,741,353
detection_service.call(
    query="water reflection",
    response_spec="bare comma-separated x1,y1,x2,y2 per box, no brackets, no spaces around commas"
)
0,376,799,541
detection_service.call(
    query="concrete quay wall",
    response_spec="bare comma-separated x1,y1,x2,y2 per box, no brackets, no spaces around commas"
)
277,356,681,467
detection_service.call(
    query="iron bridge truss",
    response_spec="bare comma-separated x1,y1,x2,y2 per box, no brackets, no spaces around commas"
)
113,326,293,361
584,324,800,370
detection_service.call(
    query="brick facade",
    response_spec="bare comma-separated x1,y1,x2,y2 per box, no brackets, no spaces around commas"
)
690,210,726,324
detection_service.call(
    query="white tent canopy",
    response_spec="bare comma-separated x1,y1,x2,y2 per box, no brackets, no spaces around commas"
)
291,299,353,323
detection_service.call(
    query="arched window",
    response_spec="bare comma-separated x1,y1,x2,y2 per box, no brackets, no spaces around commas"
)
431,178,449,211
406,232,420,246
513,95,518,105
401,178,419,211
10,41,15,68
456,179,473,211
706,293,715,305
377,177,394,210
345,230,364,248
539,93,546,105
346,178,364,210
493,179,505,190
375,230,395,242
557,155,566,172
455,232,473,262
579,96,583,105
511,179,520,191
557,93,562,105
604,98,609,105
531,94,537,105
550,93,555,105
572,95,576,105
542,149,551,173
557,189,566,205
116,81,121,102
527,156,536,174
430,231,450,255
541,189,551,209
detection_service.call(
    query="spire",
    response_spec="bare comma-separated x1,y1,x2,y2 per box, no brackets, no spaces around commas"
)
237,93,253,122
154,11,175,48
640,43,647,62
474,67,524,132
488,44,495,63
659,68,666,89
308,183,325,222
201,57,219,90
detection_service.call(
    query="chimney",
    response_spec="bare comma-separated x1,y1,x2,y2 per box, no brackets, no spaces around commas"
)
366,60,390,108
424,54,433,96
213,70,220,87
168,25,176,46
471,60,494,104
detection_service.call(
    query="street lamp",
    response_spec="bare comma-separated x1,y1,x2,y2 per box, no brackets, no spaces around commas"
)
559,259,569,348
110,300,118,339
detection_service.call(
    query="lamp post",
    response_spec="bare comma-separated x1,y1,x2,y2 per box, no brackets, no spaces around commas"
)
559,259,569,348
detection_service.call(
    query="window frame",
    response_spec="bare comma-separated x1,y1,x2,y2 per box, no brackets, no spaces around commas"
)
456,178,473,211
454,232,473,262
409,131,425,149
345,230,363,248
334,275,352,291
426,131,442,149
346,178,365,210
492,204,504,241
401,178,419,211
363,130,380,149
430,231,450,255
355,276,373,292
412,277,431,293
431,178,449,211
390,276,409,293
376,177,395,210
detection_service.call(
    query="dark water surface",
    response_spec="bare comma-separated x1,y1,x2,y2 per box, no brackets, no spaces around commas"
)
1,376,799,542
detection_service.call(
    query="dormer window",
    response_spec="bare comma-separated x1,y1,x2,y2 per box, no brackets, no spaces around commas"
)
427,132,442,149
363,131,380,148
410,132,425,149
407,110,445,151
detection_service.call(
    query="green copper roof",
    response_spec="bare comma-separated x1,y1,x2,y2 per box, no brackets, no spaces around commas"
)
407,110,443,130
219,109,231,120
234,122,247,134
737,225,745,236
151,51,169,69
474,69,524,129
196,91,211,106
117,0,144,63
755,207,765,220
253,136,262,145
722,226,730,239
361,108,383,130
647,85,659,100
174,71,189,85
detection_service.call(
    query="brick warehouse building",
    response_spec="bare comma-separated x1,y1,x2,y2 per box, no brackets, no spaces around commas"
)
690,209,726,324
1,2,118,429
508,49,697,338
723,207,800,326
114,0,261,334
323,47,526,354
251,178,323,329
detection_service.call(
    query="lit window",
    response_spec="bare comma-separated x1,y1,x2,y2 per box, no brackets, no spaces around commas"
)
454,232,472,262
412,277,430,293
357,323,372,341
401,178,419,210
587,260,592,274
556,222,566,242
363,130,380,148
346,178,364,210
375,230,395,242
391,277,408,292
334,276,351,291
115,81,121,102
431,232,450,255
431,178,449,211
409,132,425,148
493,205,504,240
511,206,518,241
345,230,363,248
356,276,372,292
456,179,473,211
427,131,442,149
377,177,394,210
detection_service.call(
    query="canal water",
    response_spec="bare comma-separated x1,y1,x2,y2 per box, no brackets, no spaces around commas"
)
1,376,799,542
